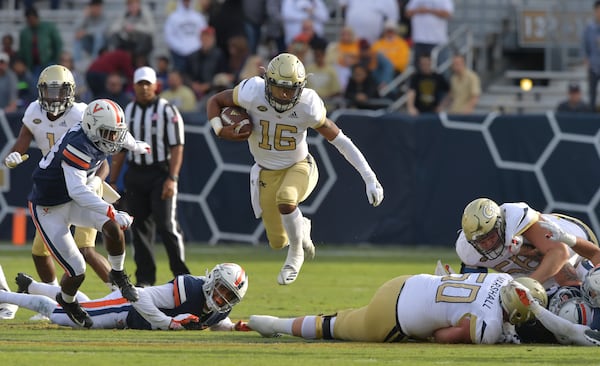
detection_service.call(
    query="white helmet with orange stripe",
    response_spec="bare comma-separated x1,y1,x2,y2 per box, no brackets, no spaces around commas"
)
203,263,248,313
82,99,127,154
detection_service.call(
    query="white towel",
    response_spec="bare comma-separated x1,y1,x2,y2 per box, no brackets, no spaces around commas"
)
250,163,262,218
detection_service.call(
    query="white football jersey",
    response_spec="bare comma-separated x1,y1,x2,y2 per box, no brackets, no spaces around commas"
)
233,77,327,170
22,101,87,156
398,273,511,344
456,202,583,288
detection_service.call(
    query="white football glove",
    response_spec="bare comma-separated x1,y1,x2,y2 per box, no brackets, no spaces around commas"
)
539,220,576,247
4,152,29,168
132,141,151,155
106,206,133,230
434,260,456,275
500,322,521,344
365,179,384,207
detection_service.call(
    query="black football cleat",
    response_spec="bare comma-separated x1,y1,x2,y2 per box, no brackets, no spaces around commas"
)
109,270,139,302
15,272,33,294
55,293,93,328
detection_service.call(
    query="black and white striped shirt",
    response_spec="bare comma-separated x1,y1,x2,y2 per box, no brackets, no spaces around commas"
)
124,97,185,165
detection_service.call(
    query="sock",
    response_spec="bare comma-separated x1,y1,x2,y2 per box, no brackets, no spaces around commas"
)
271,317,294,335
29,281,90,302
47,279,59,286
281,208,303,256
60,291,75,303
0,292,55,318
0,265,10,291
108,254,125,271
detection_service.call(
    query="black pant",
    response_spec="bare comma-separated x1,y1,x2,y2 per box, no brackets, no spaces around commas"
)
124,163,190,285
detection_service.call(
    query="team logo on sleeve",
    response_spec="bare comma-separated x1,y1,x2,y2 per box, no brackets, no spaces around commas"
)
33,118,42,124
258,106,268,112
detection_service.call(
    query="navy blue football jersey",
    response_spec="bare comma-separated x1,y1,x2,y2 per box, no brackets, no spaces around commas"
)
126,274,230,330
29,124,107,206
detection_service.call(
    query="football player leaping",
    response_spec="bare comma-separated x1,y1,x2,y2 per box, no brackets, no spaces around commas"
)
0,263,250,331
249,273,600,345
2,65,113,321
206,53,384,285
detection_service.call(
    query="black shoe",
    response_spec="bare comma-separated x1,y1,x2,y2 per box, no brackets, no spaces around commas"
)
15,272,33,294
584,329,600,346
109,270,139,302
55,293,93,328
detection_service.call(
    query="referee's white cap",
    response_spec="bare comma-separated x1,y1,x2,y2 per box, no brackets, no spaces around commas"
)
134,66,157,84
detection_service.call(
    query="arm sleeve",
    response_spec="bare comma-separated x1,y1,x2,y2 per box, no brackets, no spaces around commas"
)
328,131,377,183
530,302,595,346
62,162,111,215
130,284,176,330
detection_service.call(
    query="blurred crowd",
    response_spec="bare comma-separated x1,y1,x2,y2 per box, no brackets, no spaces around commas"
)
0,0,485,116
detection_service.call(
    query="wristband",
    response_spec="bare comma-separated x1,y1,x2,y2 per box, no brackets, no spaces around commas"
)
210,116,223,136
168,174,179,182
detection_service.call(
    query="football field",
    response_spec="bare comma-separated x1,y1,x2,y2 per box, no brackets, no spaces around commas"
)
0,243,594,365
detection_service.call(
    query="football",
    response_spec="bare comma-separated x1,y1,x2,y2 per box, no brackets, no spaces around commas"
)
220,106,253,135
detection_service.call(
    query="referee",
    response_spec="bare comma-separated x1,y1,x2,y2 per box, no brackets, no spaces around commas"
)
109,66,190,287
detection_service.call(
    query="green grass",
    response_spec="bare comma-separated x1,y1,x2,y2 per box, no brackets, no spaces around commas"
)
0,243,597,365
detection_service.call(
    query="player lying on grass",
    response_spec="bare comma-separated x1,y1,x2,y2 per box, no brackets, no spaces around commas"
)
0,263,250,331
248,273,600,345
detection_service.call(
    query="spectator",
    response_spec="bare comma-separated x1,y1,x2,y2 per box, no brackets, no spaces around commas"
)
108,66,191,287
406,54,449,115
85,48,135,98
163,0,208,73
155,55,170,92
371,20,411,74
208,0,246,60
582,0,600,112
556,83,593,113
405,0,454,69
72,0,109,67
265,0,286,55
357,39,395,94
213,35,251,89
242,0,267,55
97,72,132,109
443,54,481,114
287,33,313,65
184,26,224,100
0,52,18,113
297,19,328,50
11,57,36,110
344,63,388,110
165,0,208,14
17,6,63,78
305,42,343,111
338,0,399,45
159,70,198,112
239,54,266,81
325,26,360,91
281,0,329,48
59,51,91,103
2,34,16,62
107,0,155,57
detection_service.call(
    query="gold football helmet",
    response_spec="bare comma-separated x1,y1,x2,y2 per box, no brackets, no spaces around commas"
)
37,64,75,116
264,53,306,112
461,198,506,260
500,277,548,325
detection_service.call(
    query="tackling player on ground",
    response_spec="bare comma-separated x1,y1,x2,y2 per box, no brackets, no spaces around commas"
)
206,53,384,285
249,273,600,345
0,263,250,331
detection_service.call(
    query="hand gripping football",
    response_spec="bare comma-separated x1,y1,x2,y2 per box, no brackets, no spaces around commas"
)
220,106,253,135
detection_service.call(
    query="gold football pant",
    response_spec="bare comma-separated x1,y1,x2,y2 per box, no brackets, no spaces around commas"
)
332,275,411,342
259,155,318,249
32,226,98,256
